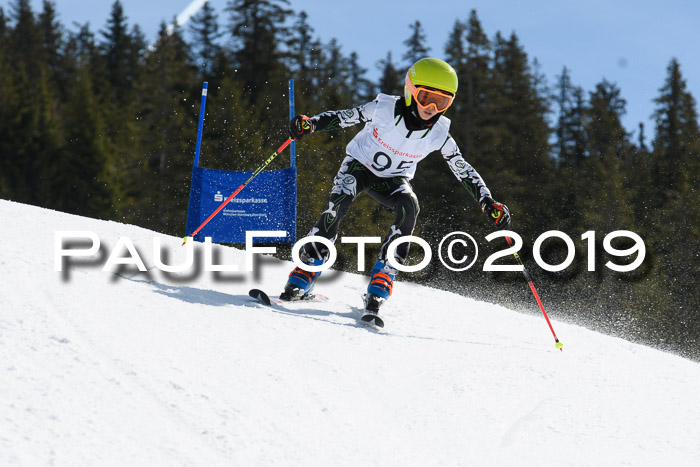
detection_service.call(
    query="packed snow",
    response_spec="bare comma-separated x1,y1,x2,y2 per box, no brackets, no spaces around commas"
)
1,199,699,466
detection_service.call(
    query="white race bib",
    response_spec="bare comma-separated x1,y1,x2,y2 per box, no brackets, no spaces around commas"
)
346,94,450,179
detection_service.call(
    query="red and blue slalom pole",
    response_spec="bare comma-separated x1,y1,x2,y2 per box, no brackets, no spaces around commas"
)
183,138,293,244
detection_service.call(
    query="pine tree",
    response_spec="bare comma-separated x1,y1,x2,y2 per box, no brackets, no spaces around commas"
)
189,1,223,78
289,11,314,75
463,10,493,163
647,58,700,353
56,47,112,217
444,18,467,70
71,22,99,65
0,7,6,38
554,67,586,167
97,1,145,222
136,22,197,233
321,38,353,108
376,51,401,95
651,59,700,200
8,0,42,73
37,1,63,88
225,0,292,105
3,0,61,207
488,32,553,236
581,81,636,307
551,67,586,231
347,51,373,103
101,1,139,97
304,41,328,109
402,20,430,67
0,6,15,198
443,18,467,144
203,74,265,172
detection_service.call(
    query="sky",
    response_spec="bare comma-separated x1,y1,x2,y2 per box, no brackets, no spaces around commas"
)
20,0,700,141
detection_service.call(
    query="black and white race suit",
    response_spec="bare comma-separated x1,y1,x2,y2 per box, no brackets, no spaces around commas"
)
300,93,493,266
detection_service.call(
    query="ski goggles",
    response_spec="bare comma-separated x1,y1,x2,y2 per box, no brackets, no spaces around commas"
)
405,77,455,112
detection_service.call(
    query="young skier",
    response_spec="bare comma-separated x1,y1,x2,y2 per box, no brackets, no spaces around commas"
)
282,57,511,320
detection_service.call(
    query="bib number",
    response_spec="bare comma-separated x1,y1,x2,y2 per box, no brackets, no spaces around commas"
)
371,152,392,172
371,152,414,174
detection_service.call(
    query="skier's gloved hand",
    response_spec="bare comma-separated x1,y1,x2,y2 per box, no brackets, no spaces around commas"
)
480,196,511,230
288,114,316,140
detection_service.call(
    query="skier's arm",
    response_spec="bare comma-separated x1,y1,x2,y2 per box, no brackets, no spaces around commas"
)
310,99,378,132
440,135,512,230
289,99,379,140
440,135,492,204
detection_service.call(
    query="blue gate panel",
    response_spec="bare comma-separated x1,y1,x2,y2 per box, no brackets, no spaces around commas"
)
185,166,297,244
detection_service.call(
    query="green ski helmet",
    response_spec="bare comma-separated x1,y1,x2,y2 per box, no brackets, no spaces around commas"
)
404,57,458,111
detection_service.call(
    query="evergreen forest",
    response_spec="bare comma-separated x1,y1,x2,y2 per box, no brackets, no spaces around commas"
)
1,0,698,359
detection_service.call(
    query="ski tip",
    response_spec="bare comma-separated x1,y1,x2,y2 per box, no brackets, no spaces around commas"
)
361,313,385,328
249,288,271,306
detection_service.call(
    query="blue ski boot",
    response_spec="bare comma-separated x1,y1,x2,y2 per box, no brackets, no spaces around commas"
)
363,260,397,313
281,257,324,301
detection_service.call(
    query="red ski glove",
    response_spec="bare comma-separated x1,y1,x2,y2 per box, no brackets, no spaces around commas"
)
288,114,316,140
480,196,511,230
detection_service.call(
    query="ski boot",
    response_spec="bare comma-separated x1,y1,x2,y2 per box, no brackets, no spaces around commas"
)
361,260,397,327
280,257,324,301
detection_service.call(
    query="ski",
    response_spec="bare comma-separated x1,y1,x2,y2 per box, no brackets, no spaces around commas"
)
360,312,384,328
248,288,328,307
249,288,384,328
249,288,273,306
360,293,385,328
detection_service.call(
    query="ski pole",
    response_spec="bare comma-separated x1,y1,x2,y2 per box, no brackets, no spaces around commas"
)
182,138,294,245
506,236,563,351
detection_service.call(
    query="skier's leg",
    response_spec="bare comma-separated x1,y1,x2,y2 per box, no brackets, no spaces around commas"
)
364,178,420,307
368,177,420,265
284,157,373,297
300,156,374,260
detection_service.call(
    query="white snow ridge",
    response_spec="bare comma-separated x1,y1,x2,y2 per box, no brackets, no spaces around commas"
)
1,199,699,466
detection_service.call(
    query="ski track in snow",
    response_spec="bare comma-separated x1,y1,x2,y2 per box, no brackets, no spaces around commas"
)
1,199,699,466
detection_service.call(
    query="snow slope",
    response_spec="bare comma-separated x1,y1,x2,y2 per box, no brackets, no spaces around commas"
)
1,199,699,466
